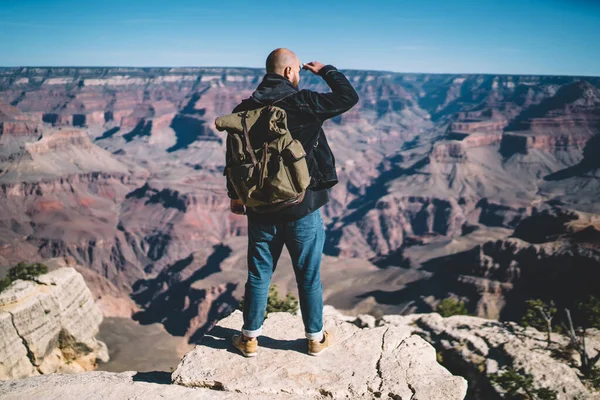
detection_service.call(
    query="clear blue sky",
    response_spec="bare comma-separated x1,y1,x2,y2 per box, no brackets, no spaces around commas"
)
1,0,599,76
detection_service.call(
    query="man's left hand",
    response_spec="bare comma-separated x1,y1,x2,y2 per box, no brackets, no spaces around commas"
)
230,198,246,215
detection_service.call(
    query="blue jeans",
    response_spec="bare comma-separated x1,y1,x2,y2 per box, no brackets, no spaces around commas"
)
242,209,325,340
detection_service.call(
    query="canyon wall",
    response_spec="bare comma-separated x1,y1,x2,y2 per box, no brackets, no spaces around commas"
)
0,67,599,348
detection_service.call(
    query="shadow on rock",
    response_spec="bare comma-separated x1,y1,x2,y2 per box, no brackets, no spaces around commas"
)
201,325,308,355
545,131,600,181
131,245,240,342
132,371,172,384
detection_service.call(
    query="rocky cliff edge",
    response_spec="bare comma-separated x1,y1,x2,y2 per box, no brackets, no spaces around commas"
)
0,265,108,379
0,305,468,399
170,306,468,399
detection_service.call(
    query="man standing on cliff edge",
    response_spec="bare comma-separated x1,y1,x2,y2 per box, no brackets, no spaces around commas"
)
227,48,359,357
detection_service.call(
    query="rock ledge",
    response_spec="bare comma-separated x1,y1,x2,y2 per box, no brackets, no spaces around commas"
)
171,307,467,399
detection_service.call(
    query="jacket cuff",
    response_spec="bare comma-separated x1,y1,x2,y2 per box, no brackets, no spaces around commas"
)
318,65,338,77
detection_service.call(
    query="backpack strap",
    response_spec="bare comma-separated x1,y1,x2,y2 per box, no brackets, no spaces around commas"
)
257,92,321,150
258,142,268,189
241,111,259,166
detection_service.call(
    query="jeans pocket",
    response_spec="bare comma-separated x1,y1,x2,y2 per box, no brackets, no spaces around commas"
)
290,211,319,243
248,221,275,243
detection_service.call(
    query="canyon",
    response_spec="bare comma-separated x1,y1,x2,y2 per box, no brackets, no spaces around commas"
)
0,67,599,375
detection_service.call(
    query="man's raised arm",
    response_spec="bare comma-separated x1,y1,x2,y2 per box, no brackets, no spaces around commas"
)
300,62,360,122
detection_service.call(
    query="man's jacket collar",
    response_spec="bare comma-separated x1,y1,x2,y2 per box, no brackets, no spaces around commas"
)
251,73,298,105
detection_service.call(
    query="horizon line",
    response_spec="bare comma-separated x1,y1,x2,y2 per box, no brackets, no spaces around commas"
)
0,65,599,79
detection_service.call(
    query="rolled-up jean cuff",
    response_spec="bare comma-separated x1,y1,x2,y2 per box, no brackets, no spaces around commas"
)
305,327,324,341
242,326,262,338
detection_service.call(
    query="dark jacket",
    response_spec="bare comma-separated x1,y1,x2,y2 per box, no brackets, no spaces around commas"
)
226,65,359,224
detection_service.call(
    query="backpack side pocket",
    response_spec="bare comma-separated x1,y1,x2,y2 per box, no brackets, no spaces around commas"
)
282,139,311,193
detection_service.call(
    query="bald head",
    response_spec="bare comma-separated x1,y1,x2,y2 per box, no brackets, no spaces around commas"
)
265,48,300,75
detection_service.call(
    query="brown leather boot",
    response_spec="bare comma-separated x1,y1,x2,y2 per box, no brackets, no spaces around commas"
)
232,333,258,357
308,330,332,356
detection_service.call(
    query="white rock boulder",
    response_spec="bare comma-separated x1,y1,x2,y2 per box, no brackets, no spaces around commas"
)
0,266,108,380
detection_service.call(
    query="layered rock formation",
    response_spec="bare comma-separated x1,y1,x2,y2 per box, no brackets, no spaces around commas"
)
326,80,600,259
381,313,600,399
0,262,108,380
1,128,134,183
358,207,600,321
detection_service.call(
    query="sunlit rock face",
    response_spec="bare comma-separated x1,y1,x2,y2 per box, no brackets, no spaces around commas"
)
0,261,108,380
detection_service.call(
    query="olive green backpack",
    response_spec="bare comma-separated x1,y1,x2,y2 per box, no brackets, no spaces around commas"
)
215,102,311,213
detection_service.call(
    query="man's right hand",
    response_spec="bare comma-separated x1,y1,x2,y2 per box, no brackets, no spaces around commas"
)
302,61,326,75
230,198,246,215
